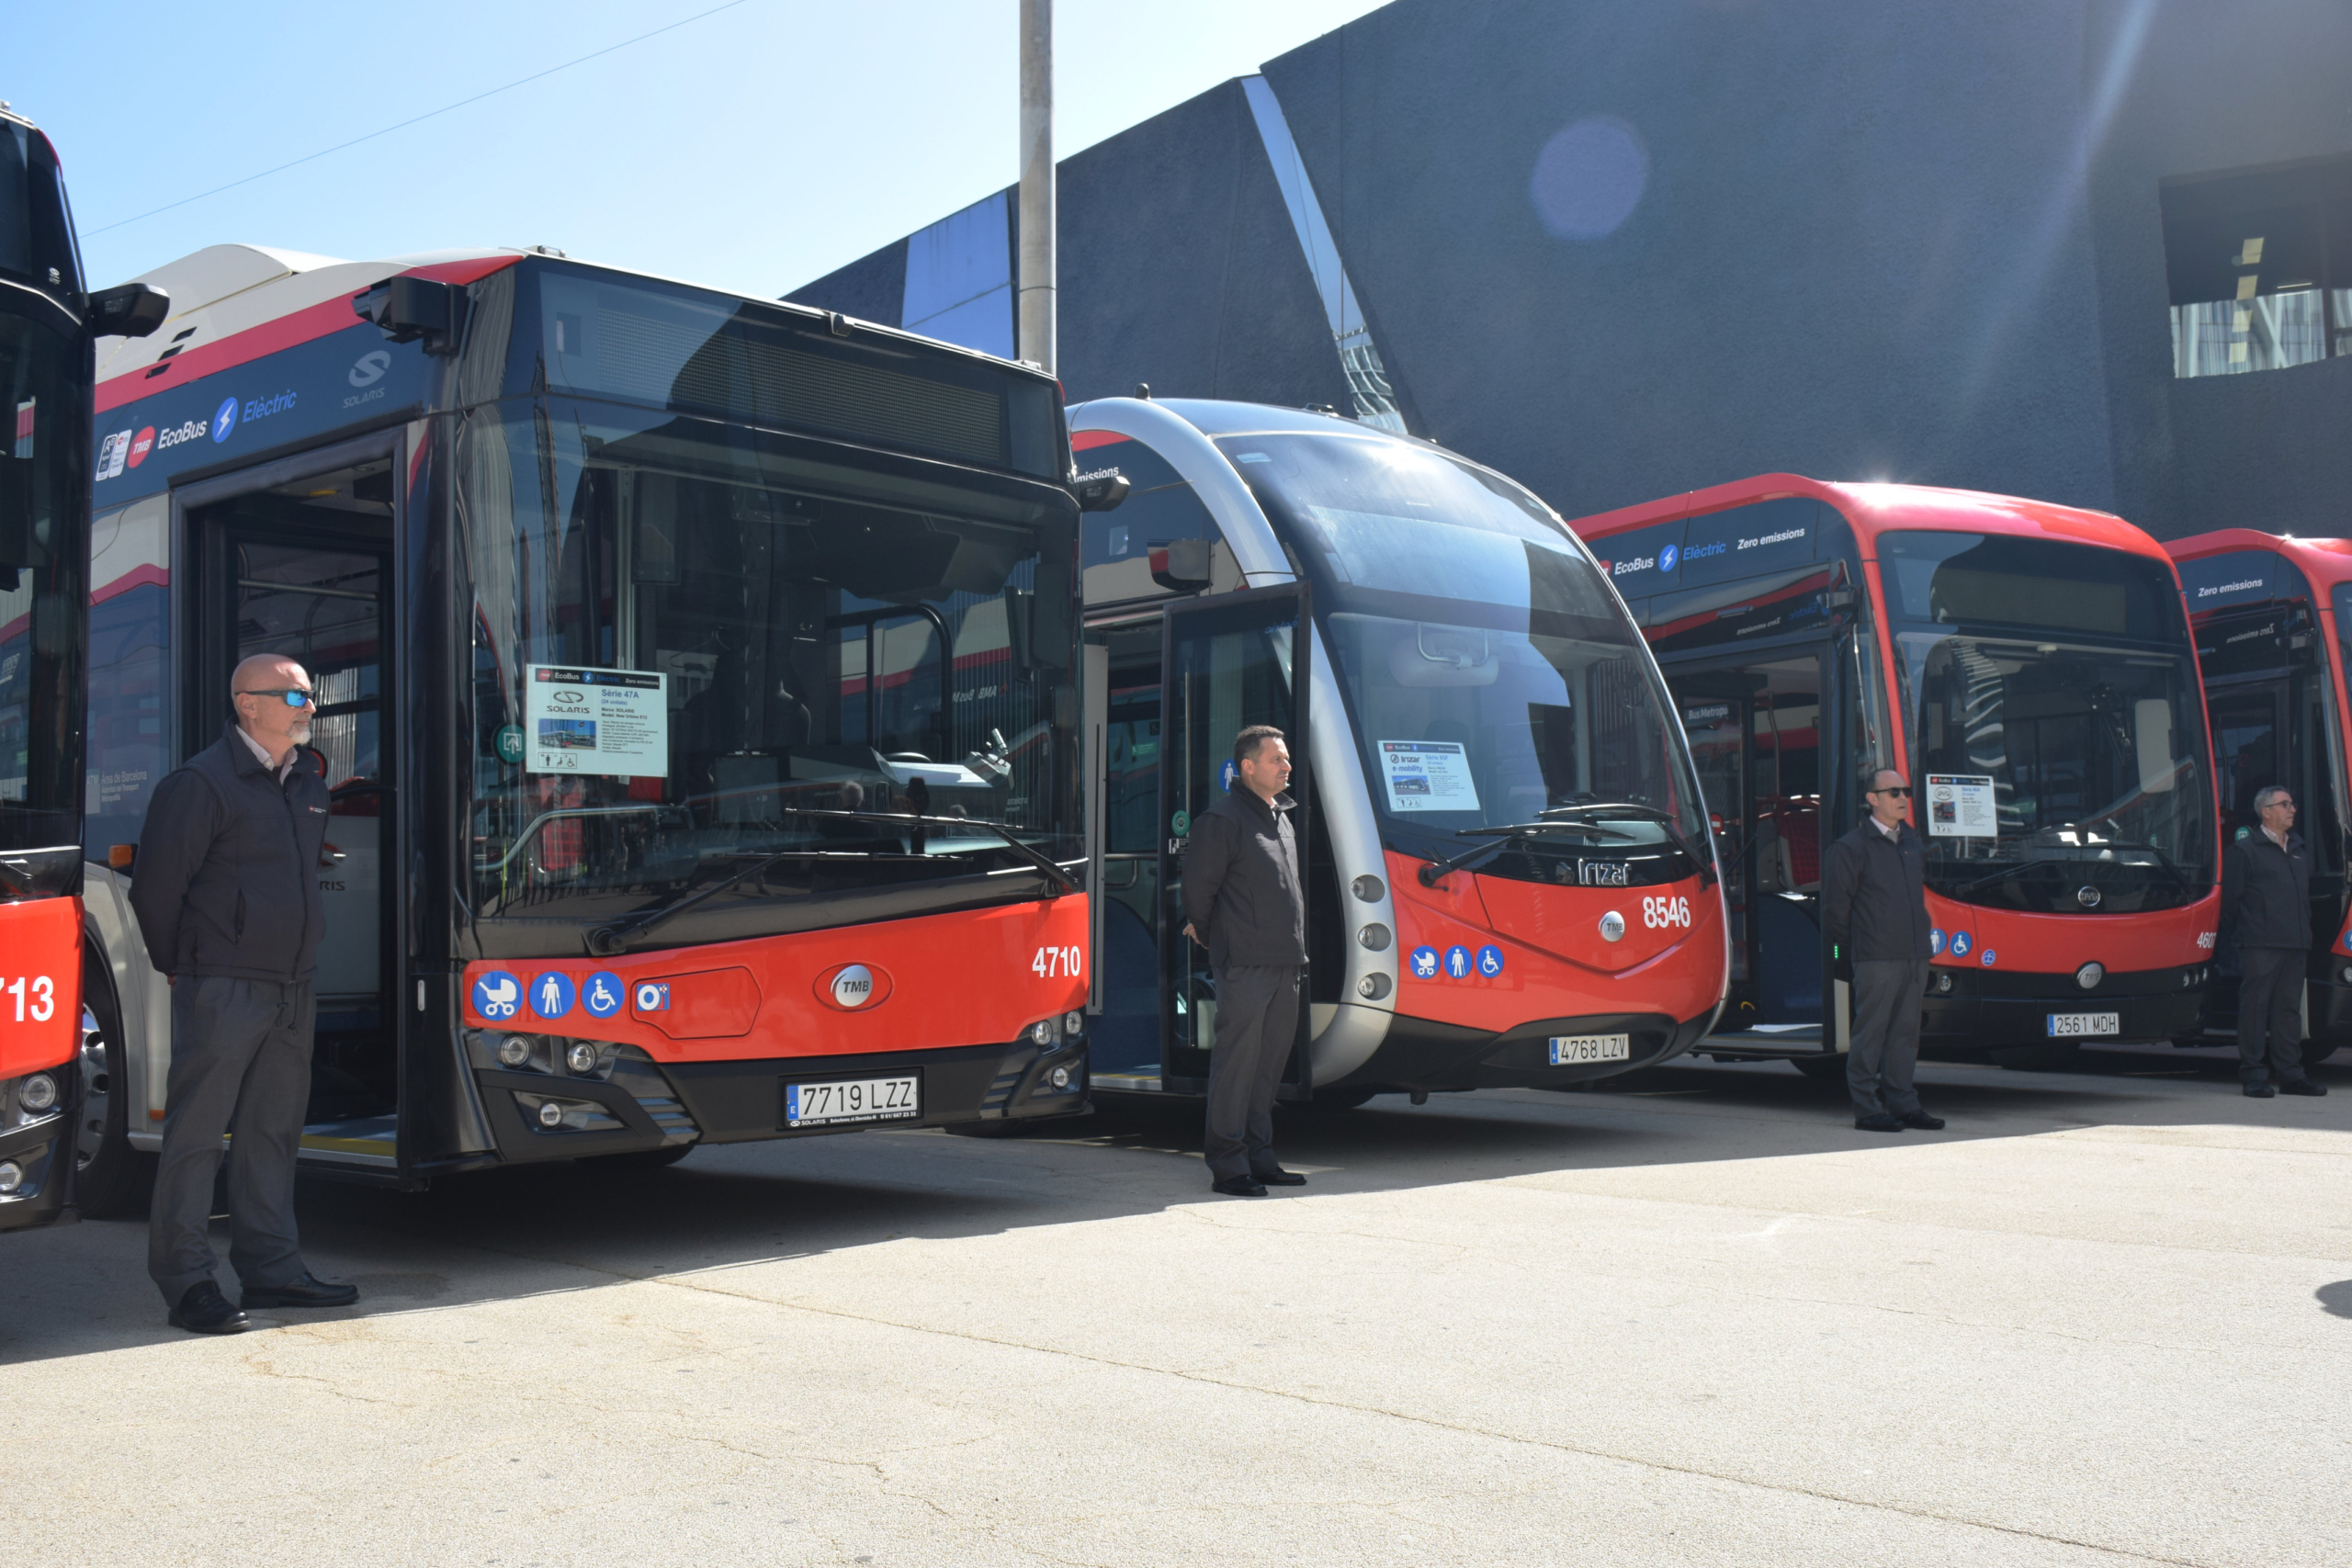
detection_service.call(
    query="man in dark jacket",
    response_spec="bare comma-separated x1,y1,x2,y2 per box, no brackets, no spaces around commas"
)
1182,724,1308,1196
2222,784,2327,1099
130,655,357,1334
1820,768,1945,1133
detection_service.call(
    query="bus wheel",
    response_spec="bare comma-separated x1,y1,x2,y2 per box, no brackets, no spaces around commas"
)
2301,1038,2340,1068
74,950,154,1219
577,1145,693,1169
1992,1042,2082,1072
1789,1055,1849,1084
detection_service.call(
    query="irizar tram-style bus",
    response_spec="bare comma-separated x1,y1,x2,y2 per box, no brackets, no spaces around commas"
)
0,107,164,1232
1569,477,2220,1075
1071,398,1726,1106
73,242,1091,1197
2165,529,2352,1066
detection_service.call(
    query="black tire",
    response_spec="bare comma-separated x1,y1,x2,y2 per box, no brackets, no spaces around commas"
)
1789,1055,1849,1083
2302,1037,2340,1067
1992,1041,2083,1072
576,1144,693,1169
74,944,153,1219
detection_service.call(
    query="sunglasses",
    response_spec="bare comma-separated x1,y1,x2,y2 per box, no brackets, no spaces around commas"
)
237,688,314,709
1871,785,1913,797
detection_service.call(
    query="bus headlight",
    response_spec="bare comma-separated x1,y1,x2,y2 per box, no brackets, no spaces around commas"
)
1358,923,1392,952
1063,1010,1084,1038
1358,973,1393,1000
18,1072,58,1112
0,1160,21,1193
1050,1066,1071,1089
1351,874,1385,903
537,1100,566,1128
498,1035,535,1067
1030,1020,1055,1046
564,1042,600,1075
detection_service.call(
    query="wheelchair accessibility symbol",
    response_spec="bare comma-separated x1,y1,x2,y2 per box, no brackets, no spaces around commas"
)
582,971,625,1019
471,970,521,1021
1476,945,1504,977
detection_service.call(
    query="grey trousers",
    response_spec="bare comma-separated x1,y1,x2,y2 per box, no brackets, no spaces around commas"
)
1204,964,1299,1181
149,976,315,1303
2236,946,2308,1087
1848,958,1928,1117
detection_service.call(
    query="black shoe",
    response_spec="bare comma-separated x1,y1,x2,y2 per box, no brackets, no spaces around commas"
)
168,1280,250,1336
2280,1078,2329,1097
2244,1081,2278,1099
1253,1168,1307,1186
241,1271,359,1310
1211,1175,1269,1197
1854,1112,1905,1133
1897,1111,1946,1131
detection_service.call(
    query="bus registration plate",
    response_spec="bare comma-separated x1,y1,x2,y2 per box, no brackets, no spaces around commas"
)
1549,1033,1631,1066
785,1074,922,1128
2046,1012,2120,1039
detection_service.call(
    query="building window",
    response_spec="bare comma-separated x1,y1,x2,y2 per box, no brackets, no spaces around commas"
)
2161,154,2352,378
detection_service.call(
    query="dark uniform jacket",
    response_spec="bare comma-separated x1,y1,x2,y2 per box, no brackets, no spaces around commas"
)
1182,786,1306,971
129,723,331,982
1821,817,1933,964
2222,827,2312,952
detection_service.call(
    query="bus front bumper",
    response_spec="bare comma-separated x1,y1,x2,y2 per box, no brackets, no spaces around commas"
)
0,1104,74,1233
1922,964,2205,1052
472,1037,1091,1165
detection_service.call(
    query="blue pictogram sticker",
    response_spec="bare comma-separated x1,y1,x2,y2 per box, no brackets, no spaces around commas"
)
581,971,626,1019
529,971,577,1019
1928,928,1945,955
634,980,671,1012
1658,542,1679,574
1408,945,1441,979
1476,944,1505,977
1217,759,1238,793
1950,931,1972,957
211,395,239,443
1982,948,1997,967
471,970,522,1021
1445,944,1473,979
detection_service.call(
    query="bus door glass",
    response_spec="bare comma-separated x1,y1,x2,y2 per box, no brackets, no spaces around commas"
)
1088,617,1166,1080
2209,685,2284,842
1159,584,1310,1089
191,458,396,1134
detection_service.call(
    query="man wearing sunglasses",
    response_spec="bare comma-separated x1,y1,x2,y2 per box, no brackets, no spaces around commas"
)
129,654,357,1334
1821,768,1944,1134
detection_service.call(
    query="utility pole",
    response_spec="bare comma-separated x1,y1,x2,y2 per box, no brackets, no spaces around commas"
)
1017,0,1055,375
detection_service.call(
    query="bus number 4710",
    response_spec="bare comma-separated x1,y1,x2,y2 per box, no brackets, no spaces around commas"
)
2,976,56,1021
1032,945,1082,979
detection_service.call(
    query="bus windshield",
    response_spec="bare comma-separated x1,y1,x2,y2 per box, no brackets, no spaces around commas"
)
1219,432,1705,879
0,310,86,860
1883,531,2213,912
459,281,1080,953
0,119,82,296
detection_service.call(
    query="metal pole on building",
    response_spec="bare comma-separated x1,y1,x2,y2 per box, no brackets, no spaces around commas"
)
1017,0,1056,375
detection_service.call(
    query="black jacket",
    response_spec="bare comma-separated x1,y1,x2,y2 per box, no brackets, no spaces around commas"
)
1821,817,1933,964
1181,787,1306,970
2222,828,2312,952
129,724,331,982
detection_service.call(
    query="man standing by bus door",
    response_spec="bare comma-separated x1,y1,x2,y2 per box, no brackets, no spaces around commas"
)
130,655,359,1334
1182,725,1309,1197
2222,784,2328,1099
1822,769,1946,1134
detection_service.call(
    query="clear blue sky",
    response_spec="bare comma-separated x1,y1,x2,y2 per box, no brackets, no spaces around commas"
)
7,0,1389,299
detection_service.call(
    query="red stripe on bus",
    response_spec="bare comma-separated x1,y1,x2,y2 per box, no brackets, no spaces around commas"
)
1071,430,1129,451
93,562,168,605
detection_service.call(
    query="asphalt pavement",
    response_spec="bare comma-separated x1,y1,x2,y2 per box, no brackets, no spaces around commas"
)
6,1041,2348,1566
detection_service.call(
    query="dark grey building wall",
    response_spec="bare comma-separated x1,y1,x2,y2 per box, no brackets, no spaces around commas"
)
788,0,2352,539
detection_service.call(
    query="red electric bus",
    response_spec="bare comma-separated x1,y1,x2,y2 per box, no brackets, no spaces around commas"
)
2165,529,2352,1065
1071,399,1726,1105
0,109,164,1232
72,241,1090,1197
1569,477,2219,1075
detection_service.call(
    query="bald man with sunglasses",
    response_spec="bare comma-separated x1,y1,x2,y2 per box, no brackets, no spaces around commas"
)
130,655,356,1334
1821,768,1944,1134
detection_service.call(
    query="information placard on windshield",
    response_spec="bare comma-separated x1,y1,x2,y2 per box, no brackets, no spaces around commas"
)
1925,773,1996,837
526,665,669,777
1379,739,1480,812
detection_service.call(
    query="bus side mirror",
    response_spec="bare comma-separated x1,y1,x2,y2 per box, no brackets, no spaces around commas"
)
353,276,468,355
85,282,170,339
1072,468,1129,513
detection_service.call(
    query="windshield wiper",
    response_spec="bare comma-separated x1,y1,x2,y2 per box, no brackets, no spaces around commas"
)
1417,820,1634,886
1948,834,2192,897
1540,801,1715,887
587,809,1078,955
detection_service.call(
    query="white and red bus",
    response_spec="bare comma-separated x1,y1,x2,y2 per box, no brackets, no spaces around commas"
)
1570,477,2218,1074
0,107,164,1231
2166,529,2352,1066
1071,399,1726,1106
73,241,1091,1197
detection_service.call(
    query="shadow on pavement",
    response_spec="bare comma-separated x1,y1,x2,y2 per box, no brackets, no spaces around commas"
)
4,1037,2342,1366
